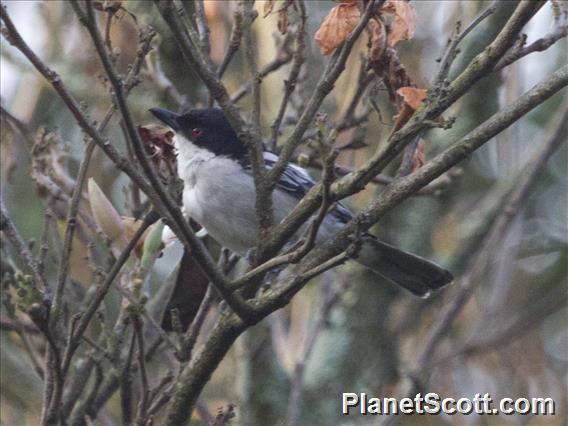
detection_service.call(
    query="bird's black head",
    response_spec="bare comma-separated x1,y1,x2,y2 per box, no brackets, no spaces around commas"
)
149,107,247,159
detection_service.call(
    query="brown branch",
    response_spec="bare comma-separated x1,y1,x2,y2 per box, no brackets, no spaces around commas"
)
230,48,294,103
434,4,497,85
132,317,150,426
269,0,307,151
121,332,136,426
61,212,156,376
216,10,243,79
178,284,215,362
255,65,567,316
52,139,96,333
231,137,339,291
194,0,210,56
270,0,381,195
241,1,272,232
38,208,52,275
255,1,549,262
152,63,568,419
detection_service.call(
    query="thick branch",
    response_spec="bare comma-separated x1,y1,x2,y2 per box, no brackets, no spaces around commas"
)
255,65,567,314
253,1,549,261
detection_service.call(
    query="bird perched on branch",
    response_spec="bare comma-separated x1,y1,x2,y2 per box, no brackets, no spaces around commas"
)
150,107,452,298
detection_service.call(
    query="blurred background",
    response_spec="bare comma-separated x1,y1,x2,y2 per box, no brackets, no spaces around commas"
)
1,1,566,425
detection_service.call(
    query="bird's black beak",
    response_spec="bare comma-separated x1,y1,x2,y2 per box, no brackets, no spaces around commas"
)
149,107,180,131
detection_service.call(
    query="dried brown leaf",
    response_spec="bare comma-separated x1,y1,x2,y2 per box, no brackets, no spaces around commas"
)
264,0,276,17
397,86,427,110
138,124,175,160
366,18,387,62
411,139,426,172
277,8,289,35
381,0,417,46
315,2,361,55
369,47,413,102
139,124,177,184
391,103,415,133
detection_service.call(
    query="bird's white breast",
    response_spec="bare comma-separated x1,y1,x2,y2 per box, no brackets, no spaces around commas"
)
175,135,260,253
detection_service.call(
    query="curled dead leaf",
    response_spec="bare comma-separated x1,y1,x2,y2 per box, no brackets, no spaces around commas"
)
381,0,417,46
264,0,276,17
411,139,426,172
138,124,177,183
366,18,387,62
397,86,427,110
138,124,175,160
392,103,415,133
278,8,289,35
315,2,361,55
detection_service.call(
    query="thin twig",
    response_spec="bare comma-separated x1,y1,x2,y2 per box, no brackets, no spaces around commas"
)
121,332,136,426
16,327,45,379
133,316,150,426
179,284,214,361
270,0,381,189
238,2,272,233
38,208,53,276
52,139,96,333
434,4,497,85
414,108,568,371
230,49,294,103
61,212,157,375
115,285,181,356
287,279,343,426
216,10,243,79
194,0,210,56
0,198,51,298
231,140,339,291
254,65,568,316
342,58,375,122
269,0,307,151
494,24,568,72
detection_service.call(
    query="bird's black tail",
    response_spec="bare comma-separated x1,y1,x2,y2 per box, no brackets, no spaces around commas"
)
356,235,453,297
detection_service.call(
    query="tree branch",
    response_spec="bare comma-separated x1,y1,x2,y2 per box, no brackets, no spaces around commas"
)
494,24,568,72
71,0,255,322
0,198,51,299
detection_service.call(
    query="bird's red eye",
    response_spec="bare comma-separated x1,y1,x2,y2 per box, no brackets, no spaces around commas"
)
191,128,202,137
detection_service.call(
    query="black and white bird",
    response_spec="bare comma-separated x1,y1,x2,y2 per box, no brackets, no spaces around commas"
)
150,107,452,297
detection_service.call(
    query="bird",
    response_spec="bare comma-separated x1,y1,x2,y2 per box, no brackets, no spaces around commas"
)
149,106,453,297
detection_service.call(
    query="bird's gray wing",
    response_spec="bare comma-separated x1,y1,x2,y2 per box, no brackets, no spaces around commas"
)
242,152,353,223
